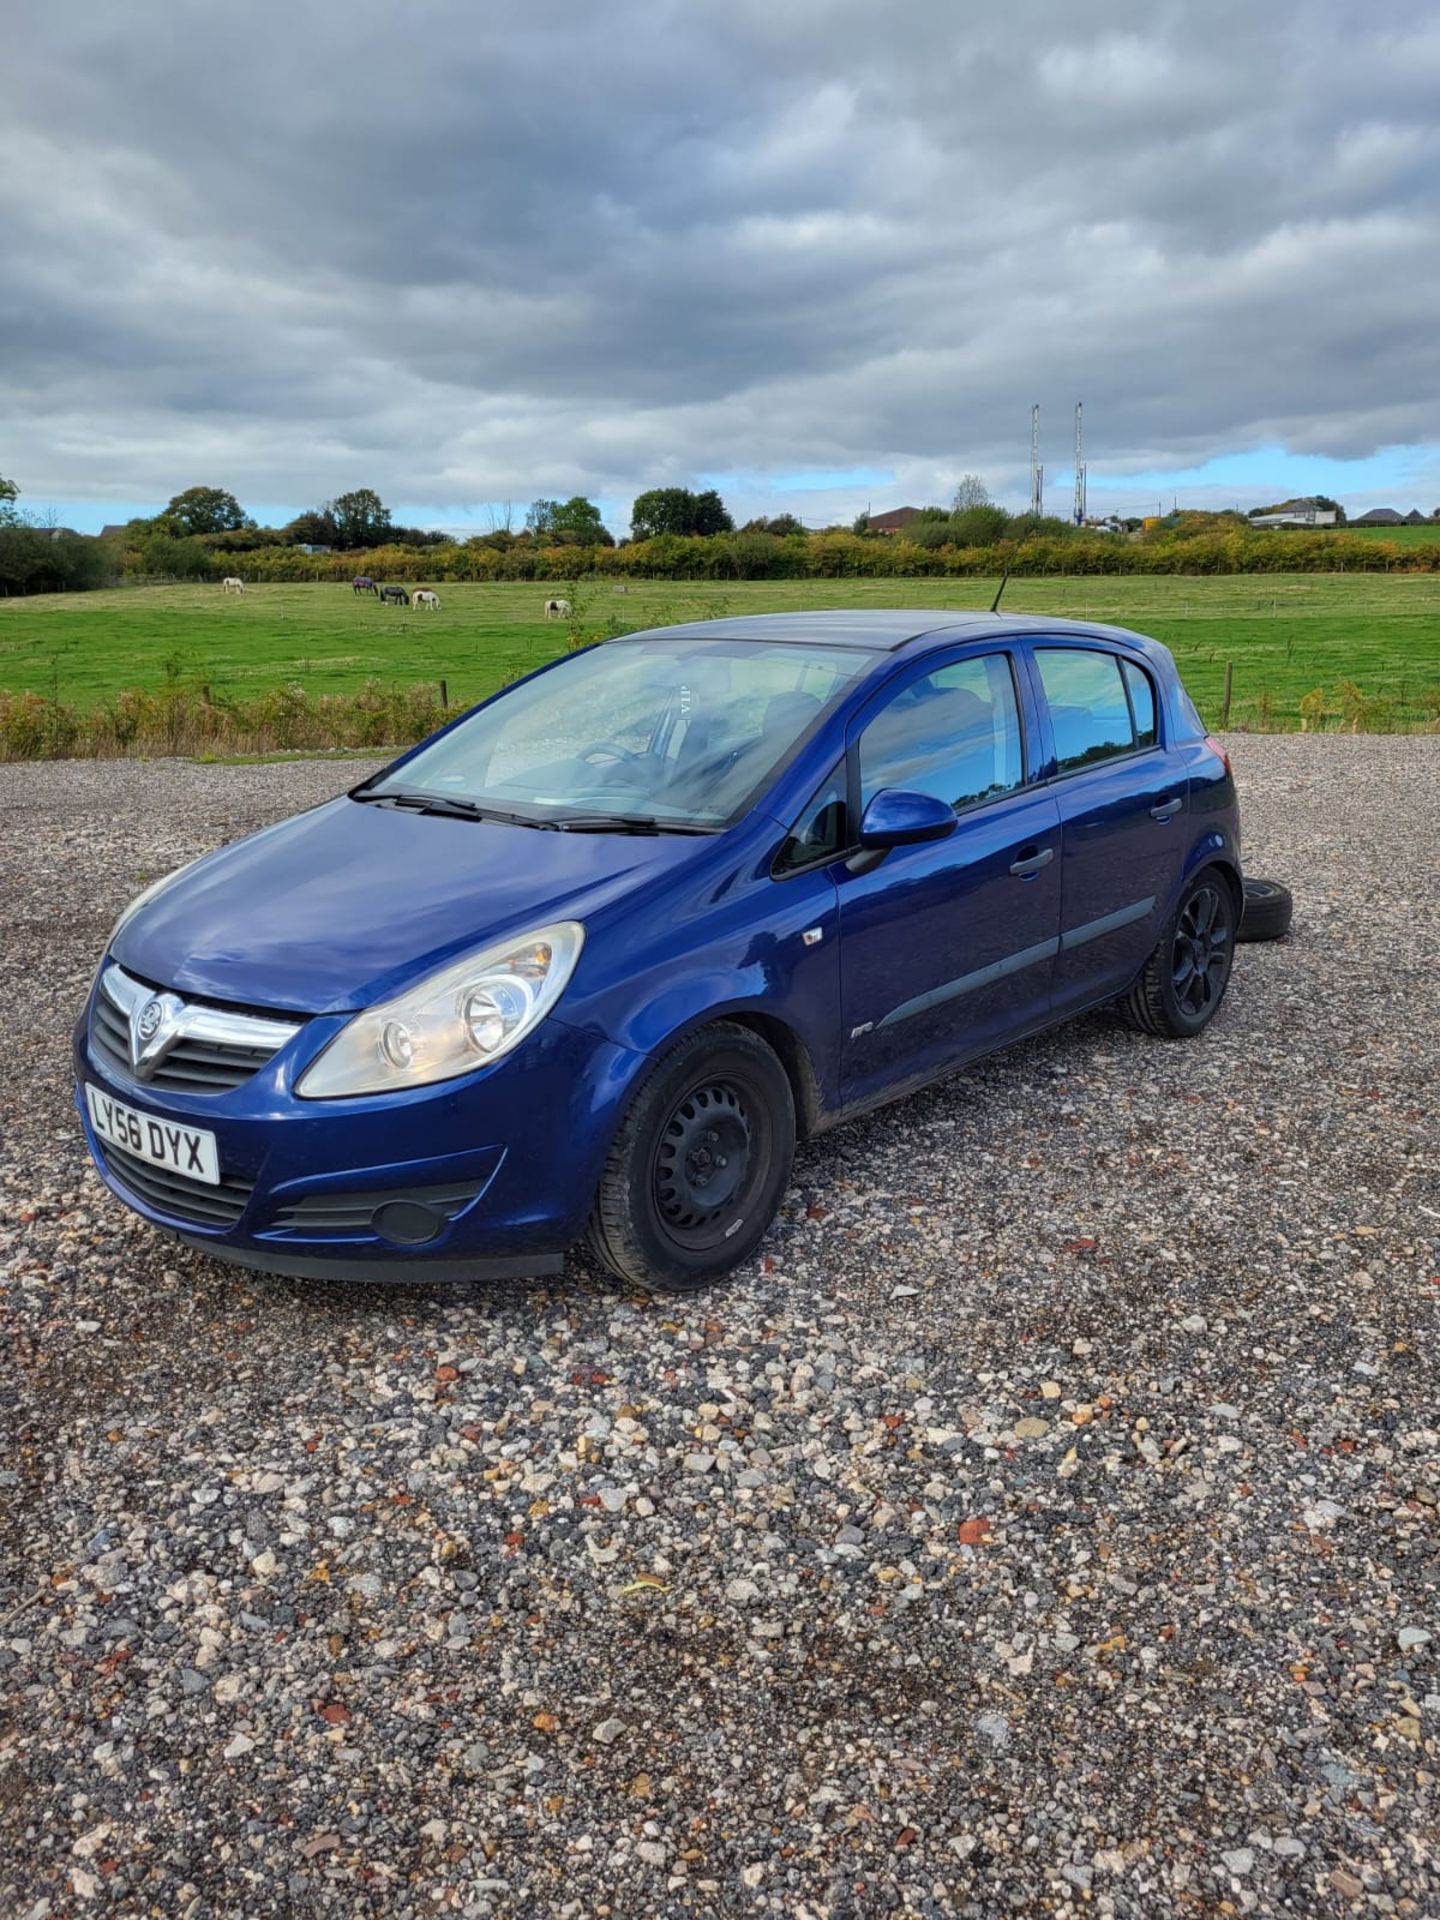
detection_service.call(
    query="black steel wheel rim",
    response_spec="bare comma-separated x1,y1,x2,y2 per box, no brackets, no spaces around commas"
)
1172,883,1231,1016
653,1079,756,1247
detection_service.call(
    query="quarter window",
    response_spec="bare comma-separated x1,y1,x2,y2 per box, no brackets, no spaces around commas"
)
859,655,1023,814
774,766,847,875
1121,659,1158,748
1036,648,1141,772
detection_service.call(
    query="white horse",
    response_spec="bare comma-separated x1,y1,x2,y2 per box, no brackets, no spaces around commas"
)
412,589,441,610
544,597,572,619
222,576,245,595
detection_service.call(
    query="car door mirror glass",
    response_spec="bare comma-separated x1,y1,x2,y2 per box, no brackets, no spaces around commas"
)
859,788,957,848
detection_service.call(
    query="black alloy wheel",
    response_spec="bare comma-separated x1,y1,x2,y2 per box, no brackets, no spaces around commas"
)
1120,868,1237,1039
1171,880,1231,1020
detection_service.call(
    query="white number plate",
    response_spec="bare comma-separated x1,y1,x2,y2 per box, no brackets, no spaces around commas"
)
86,1084,220,1186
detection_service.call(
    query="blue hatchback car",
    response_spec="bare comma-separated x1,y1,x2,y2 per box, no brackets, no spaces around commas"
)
76,610,1241,1291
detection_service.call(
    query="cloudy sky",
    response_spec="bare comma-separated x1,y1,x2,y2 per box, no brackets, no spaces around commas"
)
4,0,1438,533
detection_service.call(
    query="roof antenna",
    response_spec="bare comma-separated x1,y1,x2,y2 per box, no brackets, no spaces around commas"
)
990,569,1010,614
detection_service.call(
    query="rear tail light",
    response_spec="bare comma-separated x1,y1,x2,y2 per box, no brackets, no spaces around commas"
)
1205,734,1232,776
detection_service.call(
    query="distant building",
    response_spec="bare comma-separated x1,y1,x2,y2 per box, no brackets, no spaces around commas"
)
1351,508,1405,526
295,543,333,554
99,524,128,539
865,507,922,535
1403,509,1427,525
1248,497,1337,529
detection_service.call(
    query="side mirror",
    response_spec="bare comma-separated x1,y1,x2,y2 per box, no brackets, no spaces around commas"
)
858,787,957,849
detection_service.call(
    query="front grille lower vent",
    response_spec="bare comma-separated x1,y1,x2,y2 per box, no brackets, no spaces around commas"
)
98,1137,255,1229
271,1181,483,1240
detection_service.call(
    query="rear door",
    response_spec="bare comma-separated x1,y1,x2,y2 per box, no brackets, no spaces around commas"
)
835,648,1062,1109
1024,642,1189,1015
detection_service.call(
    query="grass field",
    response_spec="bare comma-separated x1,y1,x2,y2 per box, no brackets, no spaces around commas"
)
2,575,1438,732
1347,522,1440,545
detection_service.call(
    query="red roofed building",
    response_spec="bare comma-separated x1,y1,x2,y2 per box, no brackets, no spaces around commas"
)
865,507,922,535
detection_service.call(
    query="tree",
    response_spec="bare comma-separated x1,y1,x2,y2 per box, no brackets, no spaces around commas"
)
692,489,733,536
949,503,1010,545
951,474,992,512
526,496,612,544
161,486,250,536
283,507,340,548
329,489,391,549
630,487,733,539
0,473,18,526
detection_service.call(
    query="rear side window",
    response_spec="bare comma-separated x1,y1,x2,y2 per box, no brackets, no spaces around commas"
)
859,654,1023,814
1036,648,1140,772
1121,659,1158,748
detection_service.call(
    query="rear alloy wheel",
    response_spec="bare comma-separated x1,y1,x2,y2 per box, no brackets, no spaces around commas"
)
587,1022,795,1292
1120,869,1237,1039
1238,876,1293,943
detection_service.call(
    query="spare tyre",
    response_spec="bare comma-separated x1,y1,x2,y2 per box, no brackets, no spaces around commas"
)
1238,876,1293,943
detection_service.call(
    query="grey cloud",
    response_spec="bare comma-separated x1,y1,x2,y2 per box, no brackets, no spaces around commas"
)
2,0,1436,523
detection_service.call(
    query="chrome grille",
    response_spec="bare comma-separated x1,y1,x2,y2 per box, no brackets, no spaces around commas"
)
97,1137,255,1229
92,965,303,1094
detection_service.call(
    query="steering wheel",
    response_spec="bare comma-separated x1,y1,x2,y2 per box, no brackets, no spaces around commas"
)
577,740,647,766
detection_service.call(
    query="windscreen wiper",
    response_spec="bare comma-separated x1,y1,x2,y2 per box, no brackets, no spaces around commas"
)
353,789,557,828
551,814,717,835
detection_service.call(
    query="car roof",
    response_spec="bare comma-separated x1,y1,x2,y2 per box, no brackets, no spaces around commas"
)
608,609,1161,657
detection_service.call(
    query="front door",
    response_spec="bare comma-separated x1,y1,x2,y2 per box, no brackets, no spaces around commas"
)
837,651,1062,1111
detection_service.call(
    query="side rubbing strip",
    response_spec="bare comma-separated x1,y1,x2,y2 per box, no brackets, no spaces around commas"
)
877,936,1060,1030
1059,895,1155,951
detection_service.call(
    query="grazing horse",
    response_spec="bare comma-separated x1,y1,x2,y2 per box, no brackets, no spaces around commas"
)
379,584,409,606
352,575,377,595
412,589,441,610
222,576,245,595
544,597,572,619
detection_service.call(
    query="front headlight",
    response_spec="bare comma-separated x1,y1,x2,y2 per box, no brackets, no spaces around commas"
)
296,921,585,1099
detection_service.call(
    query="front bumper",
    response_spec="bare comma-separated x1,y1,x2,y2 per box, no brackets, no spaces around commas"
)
73,968,645,1281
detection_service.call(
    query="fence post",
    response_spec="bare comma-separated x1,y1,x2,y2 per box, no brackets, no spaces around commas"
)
1221,660,1233,726
439,679,448,710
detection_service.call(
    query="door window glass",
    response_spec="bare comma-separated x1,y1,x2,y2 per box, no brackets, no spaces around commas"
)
1035,649,1136,771
859,655,1023,814
1121,658,1158,748
774,766,847,875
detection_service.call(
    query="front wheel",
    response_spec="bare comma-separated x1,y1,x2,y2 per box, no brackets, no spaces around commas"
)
587,1022,796,1292
1119,870,1236,1039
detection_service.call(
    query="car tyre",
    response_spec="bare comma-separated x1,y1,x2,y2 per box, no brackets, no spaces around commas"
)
587,1021,796,1293
1238,876,1293,943
1120,868,1237,1040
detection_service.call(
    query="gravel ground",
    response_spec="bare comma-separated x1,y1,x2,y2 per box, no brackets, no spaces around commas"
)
1,735,1436,1919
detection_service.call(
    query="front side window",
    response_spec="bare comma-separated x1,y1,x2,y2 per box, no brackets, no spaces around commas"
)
365,638,877,828
1035,648,1139,772
859,654,1023,814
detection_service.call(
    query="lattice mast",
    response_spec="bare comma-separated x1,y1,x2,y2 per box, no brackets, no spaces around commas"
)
1073,401,1087,526
1030,404,1044,517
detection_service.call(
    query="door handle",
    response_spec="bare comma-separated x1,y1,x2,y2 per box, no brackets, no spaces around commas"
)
1009,845,1054,878
1150,797,1183,821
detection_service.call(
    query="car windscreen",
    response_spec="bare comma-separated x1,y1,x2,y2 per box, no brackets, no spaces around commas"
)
363,638,878,828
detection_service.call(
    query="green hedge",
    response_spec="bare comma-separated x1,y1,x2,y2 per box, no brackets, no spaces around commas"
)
155,525,1436,585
